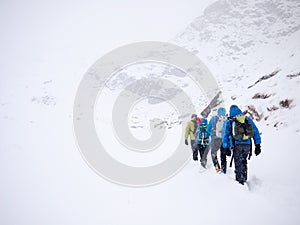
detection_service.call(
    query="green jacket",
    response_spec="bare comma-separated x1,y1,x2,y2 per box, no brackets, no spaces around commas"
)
185,120,197,141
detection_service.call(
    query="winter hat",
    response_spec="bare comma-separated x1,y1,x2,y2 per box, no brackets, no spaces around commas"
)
229,105,243,117
217,107,226,116
191,114,197,119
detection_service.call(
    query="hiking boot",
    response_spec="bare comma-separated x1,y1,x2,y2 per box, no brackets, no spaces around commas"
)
238,181,245,185
221,165,226,174
215,165,221,173
201,161,207,169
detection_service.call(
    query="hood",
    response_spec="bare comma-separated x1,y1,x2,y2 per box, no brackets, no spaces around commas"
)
201,118,208,125
191,114,197,119
217,107,226,116
229,105,243,117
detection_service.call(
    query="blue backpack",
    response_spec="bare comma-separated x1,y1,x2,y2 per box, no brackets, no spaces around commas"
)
196,119,209,146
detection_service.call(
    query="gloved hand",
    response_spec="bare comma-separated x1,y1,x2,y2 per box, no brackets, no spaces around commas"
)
225,148,231,156
185,140,188,145
221,146,231,156
255,144,261,156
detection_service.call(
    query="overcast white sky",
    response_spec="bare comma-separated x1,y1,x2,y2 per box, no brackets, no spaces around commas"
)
0,0,216,99
0,0,214,59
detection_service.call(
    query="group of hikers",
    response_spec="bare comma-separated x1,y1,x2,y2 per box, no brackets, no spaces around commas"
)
185,105,262,185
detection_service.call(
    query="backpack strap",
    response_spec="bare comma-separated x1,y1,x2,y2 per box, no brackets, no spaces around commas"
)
229,118,235,168
229,118,235,146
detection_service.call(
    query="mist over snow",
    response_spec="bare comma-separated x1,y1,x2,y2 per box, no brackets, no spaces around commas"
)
0,0,300,225
173,0,300,131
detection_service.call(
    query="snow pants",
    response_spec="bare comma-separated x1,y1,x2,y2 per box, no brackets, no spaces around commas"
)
190,140,198,160
211,138,228,172
220,149,228,173
197,144,209,167
233,144,251,184
211,138,221,168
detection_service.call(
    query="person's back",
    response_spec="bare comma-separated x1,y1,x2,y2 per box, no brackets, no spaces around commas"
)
222,105,261,185
196,119,209,145
207,107,226,139
195,117,202,125
185,114,198,160
195,118,209,168
207,107,227,173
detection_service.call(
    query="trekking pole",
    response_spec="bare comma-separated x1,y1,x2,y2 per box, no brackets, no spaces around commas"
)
248,148,252,160
229,149,234,168
248,140,253,160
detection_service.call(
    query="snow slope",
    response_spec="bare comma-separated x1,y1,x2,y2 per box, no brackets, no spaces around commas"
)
1,0,300,225
173,0,300,129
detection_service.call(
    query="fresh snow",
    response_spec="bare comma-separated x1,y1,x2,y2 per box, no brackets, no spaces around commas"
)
0,0,300,225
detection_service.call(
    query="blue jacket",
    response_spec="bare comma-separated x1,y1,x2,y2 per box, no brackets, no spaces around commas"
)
207,107,226,139
222,105,261,148
195,118,209,145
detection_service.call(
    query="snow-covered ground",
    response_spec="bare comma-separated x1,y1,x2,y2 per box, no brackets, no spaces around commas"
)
1,0,300,225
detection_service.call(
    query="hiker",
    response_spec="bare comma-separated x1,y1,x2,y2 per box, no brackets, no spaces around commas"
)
195,116,202,125
207,107,227,173
222,105,261,185
195,118,210,168
185,114,199,160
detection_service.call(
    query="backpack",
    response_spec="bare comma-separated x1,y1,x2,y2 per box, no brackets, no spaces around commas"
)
197,124,209,145
195,117,202,125
231,115,254,141
214,116,226,138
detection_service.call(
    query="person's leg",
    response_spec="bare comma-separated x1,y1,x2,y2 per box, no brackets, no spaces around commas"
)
211,138,221,169
220,149,227,173
198,144,204,159
211,141,218,167
234,145,250,184
191,140,197,160
198,145,206,168
233,145,243,184
240,145,251,183
201,145,209,168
